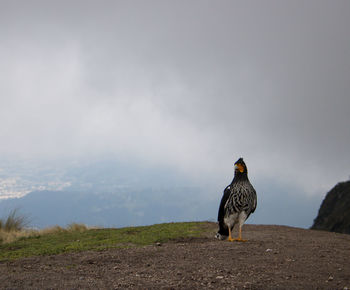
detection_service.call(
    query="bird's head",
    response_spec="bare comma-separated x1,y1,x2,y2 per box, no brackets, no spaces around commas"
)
234,158,247,175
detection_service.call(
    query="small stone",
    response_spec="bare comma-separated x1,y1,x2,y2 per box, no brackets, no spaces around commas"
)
265,248,273,252
156,242,162,246
328,276,334,281
216,276,224,279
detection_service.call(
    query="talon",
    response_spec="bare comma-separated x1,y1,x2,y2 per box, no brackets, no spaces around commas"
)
235,238,247,242
228,238,247,242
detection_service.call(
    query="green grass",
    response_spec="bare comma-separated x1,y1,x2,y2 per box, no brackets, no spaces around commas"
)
0,222,211,261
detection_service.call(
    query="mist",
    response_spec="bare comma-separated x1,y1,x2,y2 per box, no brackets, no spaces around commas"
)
1,1,350,222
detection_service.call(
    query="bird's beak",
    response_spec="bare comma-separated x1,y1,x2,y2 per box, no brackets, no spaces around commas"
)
235,164,244,173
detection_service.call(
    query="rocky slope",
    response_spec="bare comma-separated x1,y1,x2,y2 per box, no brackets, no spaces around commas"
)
311,180,350,234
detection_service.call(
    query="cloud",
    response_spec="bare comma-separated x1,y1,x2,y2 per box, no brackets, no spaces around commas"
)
1,0,350,198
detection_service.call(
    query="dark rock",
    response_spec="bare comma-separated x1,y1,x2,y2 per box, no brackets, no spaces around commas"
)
311,181,350,234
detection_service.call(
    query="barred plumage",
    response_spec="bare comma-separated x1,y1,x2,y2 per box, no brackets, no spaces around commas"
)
216,158,257,242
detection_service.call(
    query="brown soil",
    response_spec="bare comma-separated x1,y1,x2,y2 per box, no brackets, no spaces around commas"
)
1,223,350,289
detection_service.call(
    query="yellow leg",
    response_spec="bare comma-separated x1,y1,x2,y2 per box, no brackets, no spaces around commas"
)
228,227,234,241
228,225,247,242
236,225,247,242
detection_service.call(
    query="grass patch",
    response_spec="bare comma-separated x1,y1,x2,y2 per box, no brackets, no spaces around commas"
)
0,222,211,261
0,209,29,232
0,209,32,244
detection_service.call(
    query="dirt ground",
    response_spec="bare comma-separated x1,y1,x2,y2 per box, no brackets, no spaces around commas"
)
1,223,350,289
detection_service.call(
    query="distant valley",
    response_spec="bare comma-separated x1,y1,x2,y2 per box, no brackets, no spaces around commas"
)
0,158,217,228
0,158,323,229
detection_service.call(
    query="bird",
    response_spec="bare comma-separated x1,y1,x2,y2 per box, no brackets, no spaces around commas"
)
216,157,257,242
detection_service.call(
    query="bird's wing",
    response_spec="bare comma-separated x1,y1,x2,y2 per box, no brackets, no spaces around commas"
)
217,185,232,236
217,185,232,222
250,188,257,214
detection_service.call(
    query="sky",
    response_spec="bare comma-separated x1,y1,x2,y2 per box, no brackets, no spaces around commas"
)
1,1,350,226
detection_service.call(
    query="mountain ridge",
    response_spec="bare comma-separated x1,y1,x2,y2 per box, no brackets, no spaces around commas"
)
311,180,350,234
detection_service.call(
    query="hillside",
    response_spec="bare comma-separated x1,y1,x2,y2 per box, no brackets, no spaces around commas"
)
1,223,350,289
311,180,350,234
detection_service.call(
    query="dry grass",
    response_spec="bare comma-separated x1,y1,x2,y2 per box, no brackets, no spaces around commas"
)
39,223,90,235
0,229,37,244
66,223,89,232
0,209,29,232
0,209,91,244
0,224,92,244
0,209,32,243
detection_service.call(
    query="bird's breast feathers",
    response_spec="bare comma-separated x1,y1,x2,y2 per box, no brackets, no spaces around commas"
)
224,181,256,213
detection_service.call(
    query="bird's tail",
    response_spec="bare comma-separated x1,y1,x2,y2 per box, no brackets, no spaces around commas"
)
215,222,229,240
215,232,227,240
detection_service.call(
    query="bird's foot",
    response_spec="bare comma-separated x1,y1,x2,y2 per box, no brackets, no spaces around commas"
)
228,238,247,242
